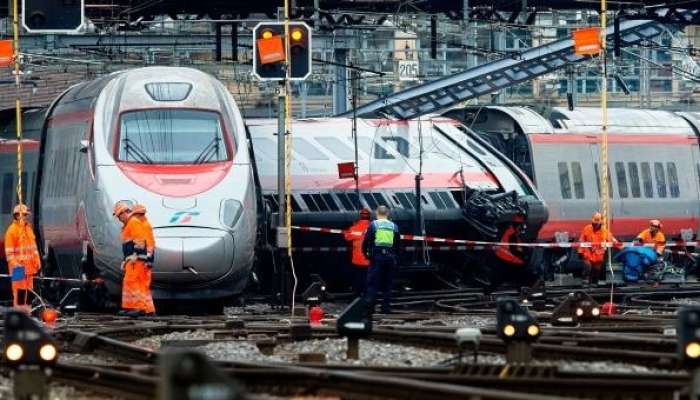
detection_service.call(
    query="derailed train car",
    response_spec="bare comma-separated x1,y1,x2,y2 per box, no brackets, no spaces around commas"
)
444,105,700,277
247,117,548,286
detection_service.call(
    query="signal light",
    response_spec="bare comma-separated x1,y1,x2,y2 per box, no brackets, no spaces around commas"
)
3,310,59,368
39,344,57,362
5,344,23,362
687,342,700,359
503,324,516,337
253,21,312,81
527,325,540,337
576,307,584,317
679,307,700,366
591,307,601,317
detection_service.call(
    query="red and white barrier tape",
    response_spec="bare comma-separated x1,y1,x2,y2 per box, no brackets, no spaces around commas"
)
292,245,475,253
291,225,697,250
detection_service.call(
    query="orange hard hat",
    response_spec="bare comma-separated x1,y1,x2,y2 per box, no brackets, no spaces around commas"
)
131,204,147,215
12,204,30,215
359,208,371,219
650,219,662,228
112,202,131,217
591,212,602,224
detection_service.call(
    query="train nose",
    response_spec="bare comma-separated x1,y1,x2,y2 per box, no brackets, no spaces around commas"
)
152,227,234,284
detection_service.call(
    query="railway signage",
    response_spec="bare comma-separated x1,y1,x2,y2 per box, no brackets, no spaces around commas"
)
337,162,355,179
22,0,85,33
398,60,419,81
0,40,12,67
572,27,601,56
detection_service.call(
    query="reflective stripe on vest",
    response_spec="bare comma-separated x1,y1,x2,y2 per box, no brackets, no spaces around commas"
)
374,219,396,247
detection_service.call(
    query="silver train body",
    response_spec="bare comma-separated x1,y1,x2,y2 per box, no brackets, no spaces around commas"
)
14,67,257,301
445,106,700,242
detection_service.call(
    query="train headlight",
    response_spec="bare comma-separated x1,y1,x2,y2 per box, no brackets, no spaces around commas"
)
5,344,23,361
527,324,540,337
39,344,57,362
687,342,700,359
503,324,516,337
221,199,243,228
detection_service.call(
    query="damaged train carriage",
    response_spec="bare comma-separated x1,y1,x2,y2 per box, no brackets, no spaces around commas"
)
246,117,548,288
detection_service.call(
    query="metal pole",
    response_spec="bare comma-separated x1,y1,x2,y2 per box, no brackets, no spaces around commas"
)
351,68,360,209
215,22,222,62
12,0,22,208
231,22,238,62
277,94,286,232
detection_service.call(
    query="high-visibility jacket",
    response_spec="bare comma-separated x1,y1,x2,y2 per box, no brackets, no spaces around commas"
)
4,220,40,275
637,229,665,255
362,218,400,258
578,224,619,265
344,219,370,267
4,219,41,307
494,225,525,266
120,215,155,314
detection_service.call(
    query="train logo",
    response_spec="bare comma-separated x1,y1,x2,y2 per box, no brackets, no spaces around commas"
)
168,211,201,224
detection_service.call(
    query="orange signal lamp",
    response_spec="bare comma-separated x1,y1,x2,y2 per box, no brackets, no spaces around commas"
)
291,29,304,41
42,308,58,325
261,30,273,39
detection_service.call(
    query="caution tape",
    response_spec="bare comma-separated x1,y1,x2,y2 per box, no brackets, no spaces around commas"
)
0,274,94,283
291,225,699,250
292,245,475,253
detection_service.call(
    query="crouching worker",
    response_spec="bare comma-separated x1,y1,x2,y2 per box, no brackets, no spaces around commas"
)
486,213,538,294
362,206,400,314
4,204,41,311
113,202,156,317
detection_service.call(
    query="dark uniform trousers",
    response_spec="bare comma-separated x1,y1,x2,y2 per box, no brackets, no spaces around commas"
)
365,249,396,313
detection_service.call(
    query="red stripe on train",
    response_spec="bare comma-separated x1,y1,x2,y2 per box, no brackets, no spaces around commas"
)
0,140,39,153
530,134,698,145
538,216,699,240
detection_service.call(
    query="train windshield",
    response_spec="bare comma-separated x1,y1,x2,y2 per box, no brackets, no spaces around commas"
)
117,109,229,164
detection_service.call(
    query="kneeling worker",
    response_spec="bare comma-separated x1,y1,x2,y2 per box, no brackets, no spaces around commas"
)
362,205,400,314
487,213,538,293
113,202,156,317
4,204,41,311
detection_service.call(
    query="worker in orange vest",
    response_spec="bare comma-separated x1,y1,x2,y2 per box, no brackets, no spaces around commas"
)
486,213,538,294
113,202,156,317
637,219,666,258
344,208,371,296
4,204,41,311
578,212,620,285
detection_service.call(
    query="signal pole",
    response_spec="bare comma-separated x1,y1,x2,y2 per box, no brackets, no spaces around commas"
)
12,0,23,207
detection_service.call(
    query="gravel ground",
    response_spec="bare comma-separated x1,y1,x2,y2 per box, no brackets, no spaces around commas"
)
132,329,215,350
0,372,125,400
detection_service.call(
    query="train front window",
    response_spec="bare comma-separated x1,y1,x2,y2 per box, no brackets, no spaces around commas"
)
118,109,229,164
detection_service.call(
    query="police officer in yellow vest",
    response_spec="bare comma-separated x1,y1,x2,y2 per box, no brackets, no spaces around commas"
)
362,205,400,314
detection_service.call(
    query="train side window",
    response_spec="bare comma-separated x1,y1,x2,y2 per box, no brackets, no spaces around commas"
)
429,192,446,209
438,191,456,208
311,194,330,211
347,193,361,210
372,193,390,207
382,137,410,158
641,162,653,198
571,162,585,199
395,192,413,209
300,194,320,212
558,162,572,199
667,162,680,198
615,162,628,198
1,173,13,214
336,193,354,211
362,193,378,209
293,138,329,160
628,162,641,198
316,137,360,160
654,162,667,198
